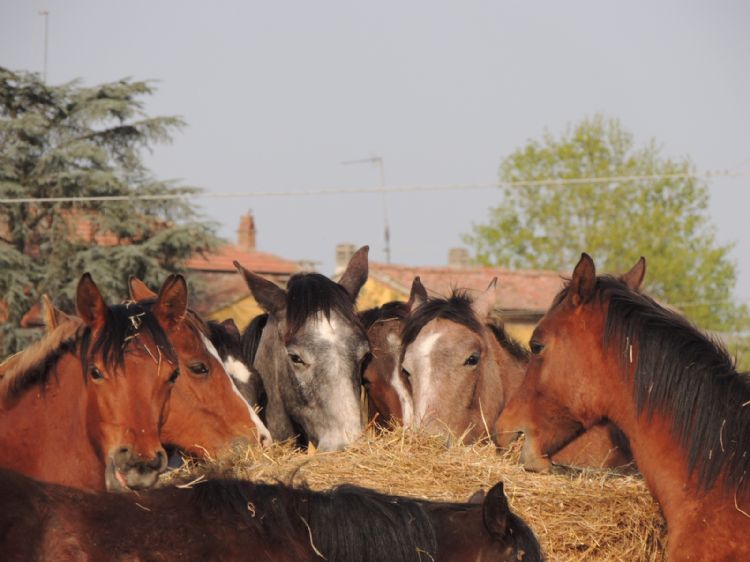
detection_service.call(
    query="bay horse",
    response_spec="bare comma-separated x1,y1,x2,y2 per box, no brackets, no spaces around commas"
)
496,254,750,560
0,467,543,562
358,277,427,425
402,278,631,467
235,246,370,451
0,274,181,492
128,278,272,454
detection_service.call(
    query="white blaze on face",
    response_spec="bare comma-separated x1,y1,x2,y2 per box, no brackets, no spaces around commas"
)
310,314,363,451
199,334,273,446
223,355,252,384
404,328,443,426
386,332,414,425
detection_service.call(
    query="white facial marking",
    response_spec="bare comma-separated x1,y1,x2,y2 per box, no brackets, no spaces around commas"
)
314,314,338,343
408,330,442,424
224,355,251,384
199,334,272,446
386,332,414,425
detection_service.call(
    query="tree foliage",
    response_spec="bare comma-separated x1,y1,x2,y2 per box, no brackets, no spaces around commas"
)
0,67,218,354
465,115,745,331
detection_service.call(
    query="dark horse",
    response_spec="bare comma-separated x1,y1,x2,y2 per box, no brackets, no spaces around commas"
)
0,467,542,562
235,246,370,451
0,274,182,491
496,254,750,560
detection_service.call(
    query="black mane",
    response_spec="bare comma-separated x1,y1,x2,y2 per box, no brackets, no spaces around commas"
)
192,479,437,562
240,313,269,365
401,291,483,353
559,275,750,492
488,323,530,362
359,300,409,330
285,273,363,339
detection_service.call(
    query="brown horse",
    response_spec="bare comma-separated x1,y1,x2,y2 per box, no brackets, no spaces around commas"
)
0,274,182,492
496,254,750,560
400,278,528,442
128,278,272,455
358,277,427,425
0,467,542,562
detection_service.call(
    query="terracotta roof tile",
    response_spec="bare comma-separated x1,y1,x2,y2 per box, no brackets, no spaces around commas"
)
186,245,300,275
369,262,565,313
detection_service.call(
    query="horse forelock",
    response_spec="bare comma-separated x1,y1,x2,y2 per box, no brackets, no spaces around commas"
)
285,273,363,340
401,290,483,356
80,302,177,380
1,316,84,401
580,275,750,493
191,479,437,562
359,301,409,330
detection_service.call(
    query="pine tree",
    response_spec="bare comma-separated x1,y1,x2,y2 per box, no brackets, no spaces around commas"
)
0,67,218,354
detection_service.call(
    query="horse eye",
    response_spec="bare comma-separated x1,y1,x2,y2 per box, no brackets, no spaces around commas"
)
288,353,306,366
464,353,480,367
168,368,181,384
90,367,104,381
188,362,209,376
530,341,545,355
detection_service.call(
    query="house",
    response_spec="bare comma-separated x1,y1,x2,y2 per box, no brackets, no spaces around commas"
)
185,213,302,327
335,244,564,345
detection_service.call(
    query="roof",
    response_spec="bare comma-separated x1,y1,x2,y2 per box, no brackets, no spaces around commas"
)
368,262,565,315
185,244,300,275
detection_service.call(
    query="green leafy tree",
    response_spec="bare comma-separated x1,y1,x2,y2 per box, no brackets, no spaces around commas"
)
0,67,218,354
465,115,746,331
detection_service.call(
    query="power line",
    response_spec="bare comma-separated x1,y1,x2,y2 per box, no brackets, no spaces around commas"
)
0,170,747,205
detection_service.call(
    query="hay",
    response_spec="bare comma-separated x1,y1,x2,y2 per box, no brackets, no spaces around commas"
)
165,427,667,561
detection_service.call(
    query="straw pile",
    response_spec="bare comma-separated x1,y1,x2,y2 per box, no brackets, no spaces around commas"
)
166,427,667,561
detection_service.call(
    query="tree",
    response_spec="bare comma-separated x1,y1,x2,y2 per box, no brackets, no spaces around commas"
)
465,115,746,331
0,67,218,355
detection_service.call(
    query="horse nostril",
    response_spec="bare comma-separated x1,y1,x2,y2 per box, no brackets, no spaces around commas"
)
151,448,168,471
260,433,272,448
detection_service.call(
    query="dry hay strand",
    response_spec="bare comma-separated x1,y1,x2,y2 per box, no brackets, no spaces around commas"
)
165,426,667,561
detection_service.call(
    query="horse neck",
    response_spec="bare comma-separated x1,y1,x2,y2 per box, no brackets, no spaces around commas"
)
0,352,104,489
602,354,750,556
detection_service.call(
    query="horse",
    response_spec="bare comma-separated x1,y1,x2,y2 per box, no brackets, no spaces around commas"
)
402,278,631,468
127,278,272,454
358,277,427,426
0,274,182,492
495,254,750,560
235,246,370,451
0,467,543,562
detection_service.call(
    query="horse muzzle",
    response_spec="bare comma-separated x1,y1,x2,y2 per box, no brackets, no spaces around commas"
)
106,445,168,492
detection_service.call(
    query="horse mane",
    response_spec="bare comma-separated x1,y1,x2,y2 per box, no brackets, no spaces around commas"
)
240,313,269,365
401,290,484,353
359,300,409,330
206,320,241,359
285,273,363,339
487,323,530,362
0,315,83,401
191,478,437,562
559,275,750,492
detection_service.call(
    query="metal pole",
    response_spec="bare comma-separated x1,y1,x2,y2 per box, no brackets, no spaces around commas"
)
39,10,49,82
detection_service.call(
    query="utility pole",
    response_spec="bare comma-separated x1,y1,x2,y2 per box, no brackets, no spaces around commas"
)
39,10,49,82
341,155,391,264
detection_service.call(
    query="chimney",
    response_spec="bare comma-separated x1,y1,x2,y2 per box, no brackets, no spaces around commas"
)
335,243,357,276
237,211,256,252
448,247,470,269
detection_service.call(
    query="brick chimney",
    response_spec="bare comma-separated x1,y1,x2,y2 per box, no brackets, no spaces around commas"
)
237,212,256,252
448,247,470,269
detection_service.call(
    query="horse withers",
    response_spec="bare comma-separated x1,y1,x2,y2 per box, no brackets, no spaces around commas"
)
0,274,181,491
0,467,542,562
495,254,750,560
235,246,370,451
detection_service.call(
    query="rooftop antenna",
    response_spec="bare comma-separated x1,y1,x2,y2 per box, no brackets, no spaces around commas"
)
341,155,390,264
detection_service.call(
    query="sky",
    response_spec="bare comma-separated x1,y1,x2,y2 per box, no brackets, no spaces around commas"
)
2,1,749,305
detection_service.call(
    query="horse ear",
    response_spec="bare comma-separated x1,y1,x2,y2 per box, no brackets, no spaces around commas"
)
471,278,498,320
569,253,597,306
338,245,369,300
407,276,428,311
620,256,646,291
234,261,287,317
221,318,241,341
76,273,108,330
154,274,188,328
482,482,510,538
467,489,486,504
129,276,158,301
42,294,71,331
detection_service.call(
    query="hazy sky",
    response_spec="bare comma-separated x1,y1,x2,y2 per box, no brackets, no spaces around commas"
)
2,1,749,306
